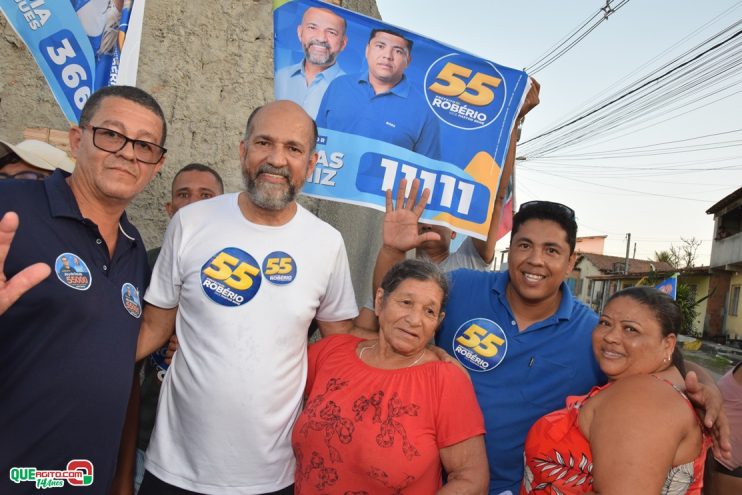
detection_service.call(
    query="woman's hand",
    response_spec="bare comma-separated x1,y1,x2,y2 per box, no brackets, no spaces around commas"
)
382,178,437,253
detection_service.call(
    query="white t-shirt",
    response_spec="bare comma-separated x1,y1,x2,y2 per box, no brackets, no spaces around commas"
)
144,194,358,494
419,236,490,272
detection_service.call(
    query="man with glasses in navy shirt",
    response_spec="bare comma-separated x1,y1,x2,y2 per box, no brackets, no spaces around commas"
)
0,85,167,494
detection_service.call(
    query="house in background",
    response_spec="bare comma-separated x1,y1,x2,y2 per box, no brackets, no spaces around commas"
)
571,253,674,310
575,265,711,335
706,186,742,344
575,235,607,255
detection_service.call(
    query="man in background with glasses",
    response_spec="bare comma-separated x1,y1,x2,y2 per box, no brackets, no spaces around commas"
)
0,138,75,180
0,85,167,494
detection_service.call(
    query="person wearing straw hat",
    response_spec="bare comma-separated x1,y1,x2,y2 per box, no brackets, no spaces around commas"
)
0,139,75,180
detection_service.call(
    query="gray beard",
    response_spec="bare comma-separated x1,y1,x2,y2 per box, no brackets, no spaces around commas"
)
303,41,336,66
243,167,297,211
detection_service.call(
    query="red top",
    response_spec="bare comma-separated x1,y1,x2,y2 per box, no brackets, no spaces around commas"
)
292,334,485,494
521,377,711,495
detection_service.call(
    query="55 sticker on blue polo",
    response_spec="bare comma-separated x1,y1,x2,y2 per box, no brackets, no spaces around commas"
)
452,318,508,372
201,248,261,306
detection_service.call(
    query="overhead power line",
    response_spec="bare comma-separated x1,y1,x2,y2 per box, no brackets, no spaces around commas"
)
524,24,742,145
526,0,632,75
519,20,742,159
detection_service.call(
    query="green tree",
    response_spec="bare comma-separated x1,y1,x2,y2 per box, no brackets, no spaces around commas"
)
653,250,679,268
675,283,713,337
655,238,701,269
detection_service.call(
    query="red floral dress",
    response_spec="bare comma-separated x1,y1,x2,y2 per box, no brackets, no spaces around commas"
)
520,378,711,495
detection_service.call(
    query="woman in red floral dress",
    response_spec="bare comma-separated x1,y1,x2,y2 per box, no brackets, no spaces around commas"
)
521,287,711,495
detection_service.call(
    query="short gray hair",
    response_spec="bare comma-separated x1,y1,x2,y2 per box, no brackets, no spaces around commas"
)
379,259,449,311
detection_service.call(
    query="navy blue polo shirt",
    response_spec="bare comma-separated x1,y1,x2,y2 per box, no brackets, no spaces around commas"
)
0,171,149,493
316,73,441,159
436,269,605,495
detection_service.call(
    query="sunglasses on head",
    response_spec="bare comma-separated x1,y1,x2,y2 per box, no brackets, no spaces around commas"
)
519,201,575,220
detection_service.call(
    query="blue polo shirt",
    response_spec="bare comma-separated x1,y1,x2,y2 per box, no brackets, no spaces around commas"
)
316,73,441,159
0,171,149,494
275,60,345,118
436,269,604,495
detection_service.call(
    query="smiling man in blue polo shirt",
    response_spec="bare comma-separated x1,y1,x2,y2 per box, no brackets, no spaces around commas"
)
316,28,441,160
0,85,167,494
374,186,731,494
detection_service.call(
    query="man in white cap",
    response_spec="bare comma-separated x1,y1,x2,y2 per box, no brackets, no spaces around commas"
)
0,139,75,180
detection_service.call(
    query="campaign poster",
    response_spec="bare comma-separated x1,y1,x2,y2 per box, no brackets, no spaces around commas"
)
0,0,145,123
274,0,529,239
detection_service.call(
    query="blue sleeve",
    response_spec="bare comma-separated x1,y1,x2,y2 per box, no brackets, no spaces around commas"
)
315,81,334,128
416,111,441,160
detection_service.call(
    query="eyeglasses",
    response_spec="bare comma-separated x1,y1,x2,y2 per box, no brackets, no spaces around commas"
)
84,125,167,164
0,170,49,181
519,200,575,220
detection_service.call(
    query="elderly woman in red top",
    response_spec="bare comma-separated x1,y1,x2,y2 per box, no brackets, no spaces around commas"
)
521,286,711,495
292,259,488,494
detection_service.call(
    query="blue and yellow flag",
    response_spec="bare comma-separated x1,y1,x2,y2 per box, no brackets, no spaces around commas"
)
655,274,678,300
1,0,145,123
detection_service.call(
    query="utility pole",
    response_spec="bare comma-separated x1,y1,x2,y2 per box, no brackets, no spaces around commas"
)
624,233,631,274
633,242,637,259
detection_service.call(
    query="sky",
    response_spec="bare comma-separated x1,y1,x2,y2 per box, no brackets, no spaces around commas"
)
375,0,742,265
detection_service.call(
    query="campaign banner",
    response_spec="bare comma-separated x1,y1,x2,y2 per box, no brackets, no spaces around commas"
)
0,0,145,123
274,0,529,239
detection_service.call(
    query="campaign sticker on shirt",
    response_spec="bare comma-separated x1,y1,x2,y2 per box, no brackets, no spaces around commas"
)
261,251,297,285
200,247,262,306
451,318,508,372
54,252,92,290
121,283,142,318
149,345,170,382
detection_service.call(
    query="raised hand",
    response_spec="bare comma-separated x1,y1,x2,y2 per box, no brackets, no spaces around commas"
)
0,212,51,315
518,77,541,120
382,178,439,253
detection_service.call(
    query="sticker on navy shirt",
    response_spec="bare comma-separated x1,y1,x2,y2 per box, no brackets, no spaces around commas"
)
200,247,262,306
121,283,142,318
261,251,297,285
451,318,508,372
54,253,92,290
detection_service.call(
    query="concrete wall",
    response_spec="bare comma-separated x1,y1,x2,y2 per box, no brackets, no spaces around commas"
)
575,236,606,255
707,270,733,339
710,232,742,270
573,258,602,305
0,0,382,305
682,273,710,334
